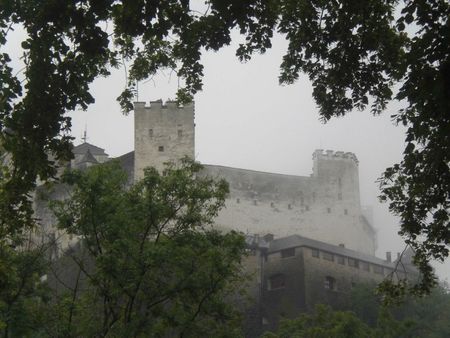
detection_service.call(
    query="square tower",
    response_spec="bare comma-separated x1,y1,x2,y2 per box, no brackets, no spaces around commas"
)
134,100,195,180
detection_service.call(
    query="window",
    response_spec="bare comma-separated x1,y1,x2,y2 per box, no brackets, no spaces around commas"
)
324,276,336,291
344,209,348,215
158,146,164,152
312,192,316,202
338,178,342,188
348,258,359,268
148,129,153,137
177,129,183,138
361,261,370,271
336,255,345,265
269,274,286,290
281,248,295,258
322,252,334,262
338,192,342,200
305,205,310,211
327,207,331,213
300,197,304,205
373,265,384,275
311,249,319,258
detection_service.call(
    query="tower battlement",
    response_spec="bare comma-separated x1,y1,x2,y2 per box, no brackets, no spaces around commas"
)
134,100,195,111
313,149,358,164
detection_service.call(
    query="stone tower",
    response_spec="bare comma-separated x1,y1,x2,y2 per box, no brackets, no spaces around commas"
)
134,100,195,180
312,149,361,220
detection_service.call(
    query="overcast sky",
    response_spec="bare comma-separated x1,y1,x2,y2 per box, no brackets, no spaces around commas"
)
5,26,448,281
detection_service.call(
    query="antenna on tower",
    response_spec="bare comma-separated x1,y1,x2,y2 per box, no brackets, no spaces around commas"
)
82,124,88,143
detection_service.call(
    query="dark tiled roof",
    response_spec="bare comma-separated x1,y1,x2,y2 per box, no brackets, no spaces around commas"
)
116,151,134,181
79,149,98,164
269,234,394,268
73,142,108,156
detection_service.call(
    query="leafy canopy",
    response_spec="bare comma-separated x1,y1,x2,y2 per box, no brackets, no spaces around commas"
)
42,159,247,337
1,0,449,295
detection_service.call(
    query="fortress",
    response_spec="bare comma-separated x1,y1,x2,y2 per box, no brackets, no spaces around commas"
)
35,99,377,256
33,100,413,336
127,100,376,255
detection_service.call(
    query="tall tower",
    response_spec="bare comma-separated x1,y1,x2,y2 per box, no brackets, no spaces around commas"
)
134,100,195,180
312,149,361,217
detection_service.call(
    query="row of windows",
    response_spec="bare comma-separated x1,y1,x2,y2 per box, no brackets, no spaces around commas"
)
311,249,387,275
245,201,349,215
268,274,338,291
148,128,184,138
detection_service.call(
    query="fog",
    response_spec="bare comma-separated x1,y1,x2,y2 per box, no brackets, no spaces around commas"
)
5,27,448,282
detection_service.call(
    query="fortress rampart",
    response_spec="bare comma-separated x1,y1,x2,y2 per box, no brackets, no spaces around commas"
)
202,158,375,255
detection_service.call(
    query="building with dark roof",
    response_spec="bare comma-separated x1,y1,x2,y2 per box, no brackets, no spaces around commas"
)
242,234,418,336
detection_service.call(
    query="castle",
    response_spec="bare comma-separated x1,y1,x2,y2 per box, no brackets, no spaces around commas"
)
130,100,375,255
32,100,416,336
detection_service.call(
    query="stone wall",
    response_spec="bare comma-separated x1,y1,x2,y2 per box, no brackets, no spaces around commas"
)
260,241,394,332
202,151,376,255
134,100,195,180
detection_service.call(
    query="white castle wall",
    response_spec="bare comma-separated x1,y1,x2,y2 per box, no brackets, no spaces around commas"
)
202,159,376,255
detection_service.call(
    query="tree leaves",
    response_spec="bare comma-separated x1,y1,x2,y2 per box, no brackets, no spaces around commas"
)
46,159,246,337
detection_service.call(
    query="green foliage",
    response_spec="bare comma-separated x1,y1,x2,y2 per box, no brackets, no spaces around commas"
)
263,283,450,338
0,244,48,337
348,282,450,337
261,304,372,338
45,159,246,337
1,0,449,299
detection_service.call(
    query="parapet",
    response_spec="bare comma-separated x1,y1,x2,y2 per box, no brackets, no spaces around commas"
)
312,149,359,164
134,100,195,111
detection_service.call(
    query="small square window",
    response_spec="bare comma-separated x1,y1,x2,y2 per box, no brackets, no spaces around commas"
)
269,274,286,290
348,258,359,268
373,265,384,275
344,209,348,215
327,207,331,213
178,129,183,138
312,249,319,258
281,248,295,258
158,146,164,152
336,255,345,265
361,261,370,271
322,252,334,262
324,276,337,291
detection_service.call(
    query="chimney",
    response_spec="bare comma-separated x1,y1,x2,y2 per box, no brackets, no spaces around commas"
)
386,252,392,263
338,243,345,248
